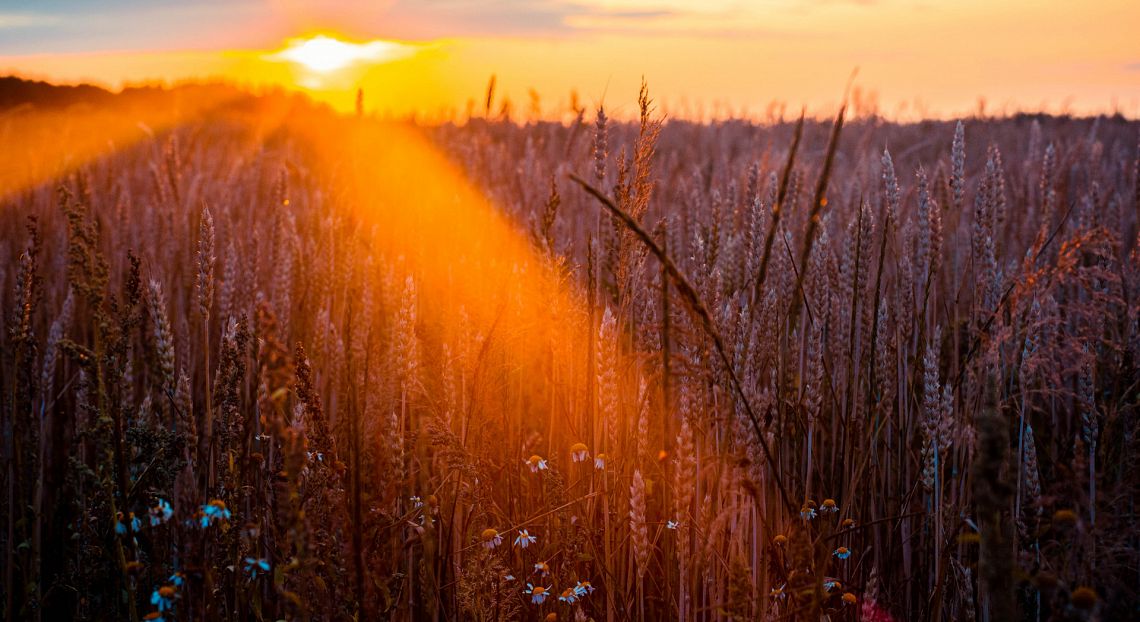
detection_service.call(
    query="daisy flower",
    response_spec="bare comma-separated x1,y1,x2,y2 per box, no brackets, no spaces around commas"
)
116,512,142,535
800,501,817,521
410,496,423,509
820,498,838,514
1053,509,1078,525
524,583,550,605
834,546,851,560
533,561,550,576
481,528,503,549
514,529,537,549
773,535,788,546
770,583,786,600
199,500,231,528
573,581,594,596
823,578,842,591
168,572,184,588
150,585,177,612
665,520,679,530
526,455,548,473
570,442,589,463
243,557,270,579
593,453,607,470
149,499,174,526
558,587,578,604
842,592,858,605
1070,586,1098,610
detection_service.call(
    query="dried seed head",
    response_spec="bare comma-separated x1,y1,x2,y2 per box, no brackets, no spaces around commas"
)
195,207,215,319
593,106,607,182
951,121,966,212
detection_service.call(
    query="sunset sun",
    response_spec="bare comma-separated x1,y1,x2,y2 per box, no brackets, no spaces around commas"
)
268,34,417,73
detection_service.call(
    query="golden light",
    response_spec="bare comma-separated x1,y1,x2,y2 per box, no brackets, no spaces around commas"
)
268,35,417,73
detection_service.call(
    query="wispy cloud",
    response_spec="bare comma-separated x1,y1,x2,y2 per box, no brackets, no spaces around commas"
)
0,0,839,55
380,0,813,38
0,2,272,55
0,13,62,29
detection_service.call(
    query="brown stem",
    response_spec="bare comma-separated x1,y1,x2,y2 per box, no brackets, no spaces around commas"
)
570,172,796,515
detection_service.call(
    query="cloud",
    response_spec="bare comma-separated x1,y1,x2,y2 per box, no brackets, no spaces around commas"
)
379,0,789,38
0,2,275,55
377,0,578,37
1126,61,1140,72
604,10,673,18
0,13,62,29
0,0,824,56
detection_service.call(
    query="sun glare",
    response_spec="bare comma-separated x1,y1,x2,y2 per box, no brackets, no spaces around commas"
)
268,35,417,73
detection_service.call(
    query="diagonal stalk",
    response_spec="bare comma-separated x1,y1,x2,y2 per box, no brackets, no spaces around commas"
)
570,172,796,514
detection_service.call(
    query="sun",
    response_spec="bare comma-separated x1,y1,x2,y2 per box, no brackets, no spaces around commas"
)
268,35,417,73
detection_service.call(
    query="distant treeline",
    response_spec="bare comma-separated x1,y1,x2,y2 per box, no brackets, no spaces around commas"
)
0,76,320,113
0,76,123,109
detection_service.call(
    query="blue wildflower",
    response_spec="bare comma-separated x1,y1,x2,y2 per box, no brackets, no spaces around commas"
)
526,455,548,473
116,512,142,536
514,529,537,549
244,557,270,579
524,583,550,605
149,499,174,526
574,580,595,596
199,500,231,528
150,585,177,611
481,528,503,549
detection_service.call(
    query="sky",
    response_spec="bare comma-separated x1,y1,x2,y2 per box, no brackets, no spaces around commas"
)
1,0,1139,119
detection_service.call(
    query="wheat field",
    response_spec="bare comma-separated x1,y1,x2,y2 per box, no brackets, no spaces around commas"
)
1,82,1138,621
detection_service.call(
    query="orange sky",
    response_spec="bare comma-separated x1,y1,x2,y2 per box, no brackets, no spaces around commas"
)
2,0,1138,120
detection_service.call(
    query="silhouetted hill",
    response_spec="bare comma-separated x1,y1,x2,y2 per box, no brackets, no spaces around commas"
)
0,75,333,117
0,76,122,109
